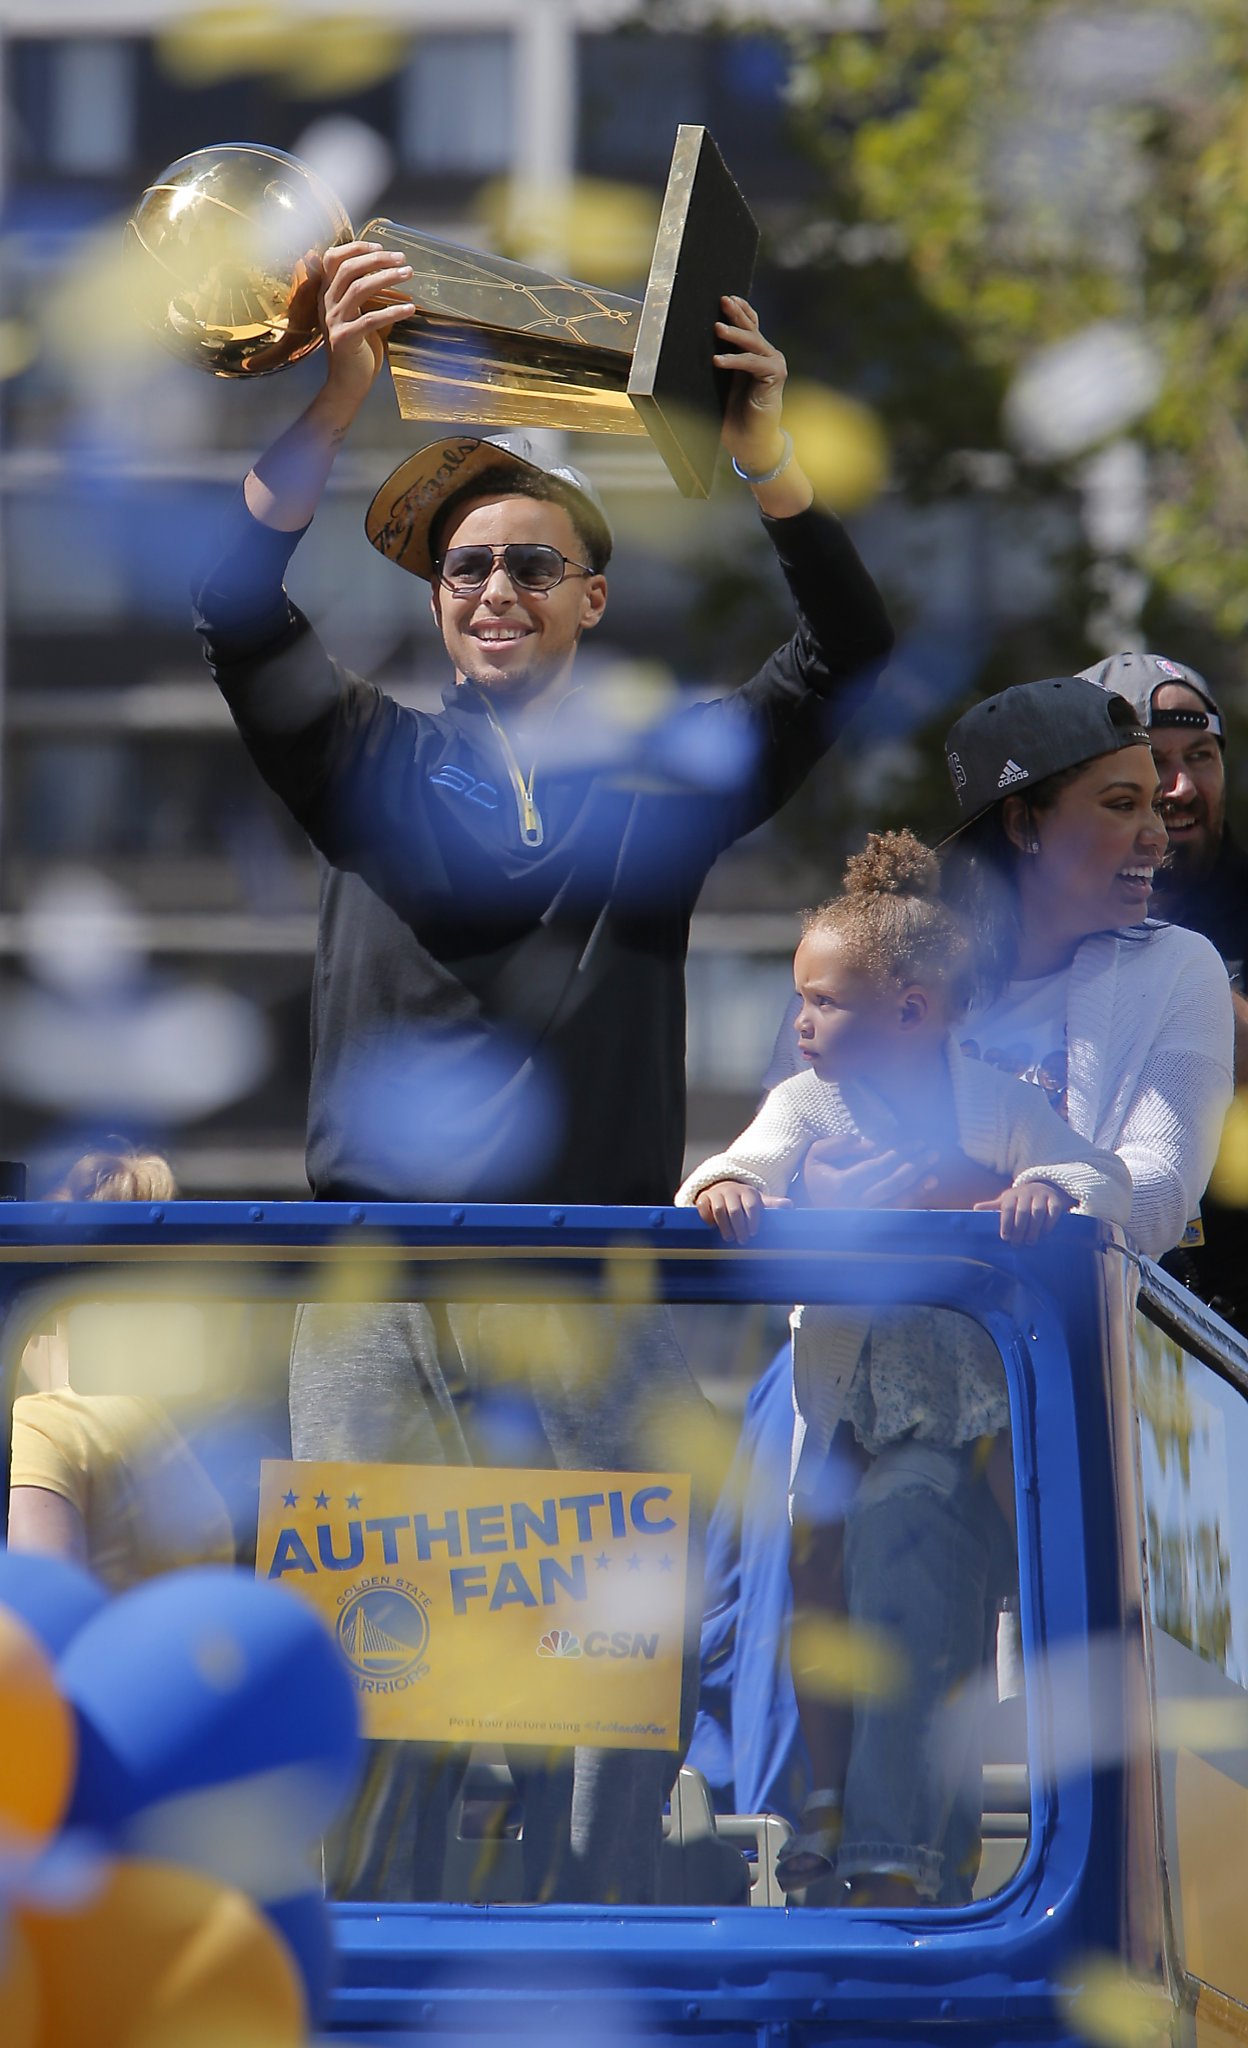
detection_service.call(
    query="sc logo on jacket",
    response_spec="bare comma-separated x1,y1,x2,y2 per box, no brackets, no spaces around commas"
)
429,764,500,810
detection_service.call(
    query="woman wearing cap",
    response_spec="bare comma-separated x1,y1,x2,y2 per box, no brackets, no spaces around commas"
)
936,674,1231,1255
760,675,1232,1907
800,674,1231,1254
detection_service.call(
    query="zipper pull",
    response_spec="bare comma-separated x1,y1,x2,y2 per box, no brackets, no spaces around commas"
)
520,795,544,848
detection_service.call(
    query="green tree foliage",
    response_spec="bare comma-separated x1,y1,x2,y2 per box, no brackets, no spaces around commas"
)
637,4,1248,871
790,0,1248,646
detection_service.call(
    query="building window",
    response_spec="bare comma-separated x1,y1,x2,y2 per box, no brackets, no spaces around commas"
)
50,40,135,175
399,34,514,176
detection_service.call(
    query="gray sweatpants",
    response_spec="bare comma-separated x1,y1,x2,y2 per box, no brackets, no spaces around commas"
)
291,1298,709,1904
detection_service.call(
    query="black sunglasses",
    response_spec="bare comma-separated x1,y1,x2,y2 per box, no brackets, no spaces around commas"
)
436,543,593,595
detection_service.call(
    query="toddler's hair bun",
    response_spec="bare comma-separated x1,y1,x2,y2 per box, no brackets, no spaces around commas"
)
842,829,939,901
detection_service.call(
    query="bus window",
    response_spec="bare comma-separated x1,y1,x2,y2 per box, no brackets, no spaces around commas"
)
2,1257,1026,1914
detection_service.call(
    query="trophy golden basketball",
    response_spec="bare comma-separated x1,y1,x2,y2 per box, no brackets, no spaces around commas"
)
126,128,758,499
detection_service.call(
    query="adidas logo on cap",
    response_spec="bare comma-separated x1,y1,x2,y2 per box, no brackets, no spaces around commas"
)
997,759,1028,789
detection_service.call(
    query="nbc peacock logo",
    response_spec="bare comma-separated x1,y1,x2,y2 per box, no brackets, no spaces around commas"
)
536,1628,581,1658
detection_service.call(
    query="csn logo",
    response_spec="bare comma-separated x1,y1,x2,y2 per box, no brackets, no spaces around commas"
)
337,1582,431,1681
537,1629,659,1661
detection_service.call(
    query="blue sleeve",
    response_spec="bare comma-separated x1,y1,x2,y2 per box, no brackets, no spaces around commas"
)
191,490,311,662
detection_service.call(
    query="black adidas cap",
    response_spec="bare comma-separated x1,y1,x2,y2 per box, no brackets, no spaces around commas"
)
943,677,1151,838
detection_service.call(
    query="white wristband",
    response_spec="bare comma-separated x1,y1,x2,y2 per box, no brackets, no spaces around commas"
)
732,430,794,488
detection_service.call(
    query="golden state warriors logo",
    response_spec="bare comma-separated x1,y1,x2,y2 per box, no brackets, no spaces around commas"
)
336,1580,432,1695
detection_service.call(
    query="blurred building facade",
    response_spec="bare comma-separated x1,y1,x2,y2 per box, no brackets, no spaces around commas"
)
0,0,1067,1195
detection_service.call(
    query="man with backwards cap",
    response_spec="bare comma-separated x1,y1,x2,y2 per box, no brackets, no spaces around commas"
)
1079,652,1248,1051
1080,650,1248,1327
193,240,893,1903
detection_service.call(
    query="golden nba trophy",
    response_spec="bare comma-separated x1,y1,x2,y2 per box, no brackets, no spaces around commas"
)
125,128,758,498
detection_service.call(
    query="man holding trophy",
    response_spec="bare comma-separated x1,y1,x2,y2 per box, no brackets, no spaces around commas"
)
194,230,892,1208
190,186,893,1903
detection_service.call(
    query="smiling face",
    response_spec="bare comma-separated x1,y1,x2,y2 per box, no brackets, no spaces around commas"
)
1148,683,1227,887
792,928,943,1085
1007,743,1167,965
429,493,607,710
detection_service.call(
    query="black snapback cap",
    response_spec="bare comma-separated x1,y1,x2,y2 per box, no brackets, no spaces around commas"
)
943,676,1151,837
1078,649,1224,741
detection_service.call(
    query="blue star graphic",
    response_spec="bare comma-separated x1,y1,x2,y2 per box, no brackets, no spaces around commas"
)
345,1492,361,1510
627,1554,642,1573
282,1490,298,1508
314,1491,330,1510
594,1552,610,1570
658,1554,674,1573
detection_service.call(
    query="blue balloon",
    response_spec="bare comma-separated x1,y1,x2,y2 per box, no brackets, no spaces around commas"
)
58,1566,360,1839
266,1887,336,2028
0,1547,108,1657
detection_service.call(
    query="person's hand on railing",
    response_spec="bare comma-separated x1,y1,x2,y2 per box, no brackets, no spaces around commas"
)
975,1180,1076,1245
694,1179,792,1244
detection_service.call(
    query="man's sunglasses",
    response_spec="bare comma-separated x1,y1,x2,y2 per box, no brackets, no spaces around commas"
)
436,543,593,595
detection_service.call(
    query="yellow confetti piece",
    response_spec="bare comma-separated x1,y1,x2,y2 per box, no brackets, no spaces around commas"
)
788,1610,907,1703
1209,1087,1248,1206
156,4,288,85
634,1391,741,1506
0,319,38,381
1060,1954,1174,2048
1154,1694,1248,1751
157,7,404,96
44,220,167,387
479,176,660,287
311,1245,405,1312
602,1245,659,1308
592,660,680,735
782,378,889,513
281,18,407,97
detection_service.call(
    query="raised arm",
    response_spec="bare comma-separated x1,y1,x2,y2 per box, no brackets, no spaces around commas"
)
194,242,414,657
642,298,894,857
713,296,814,522
244,240,413,531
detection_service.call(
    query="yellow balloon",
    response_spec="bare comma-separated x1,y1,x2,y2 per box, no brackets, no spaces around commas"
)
20,1860,306,2048
0,1607,76,1854
780,379,890,513
0,1922,39,2048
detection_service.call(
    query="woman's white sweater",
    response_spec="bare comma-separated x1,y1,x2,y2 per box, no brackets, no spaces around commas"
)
1040,923,1233,1257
